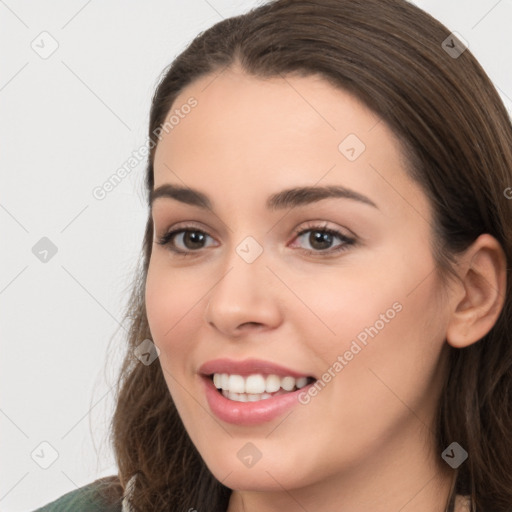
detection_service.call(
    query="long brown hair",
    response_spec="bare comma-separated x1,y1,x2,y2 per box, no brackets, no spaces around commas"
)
101,0,512,510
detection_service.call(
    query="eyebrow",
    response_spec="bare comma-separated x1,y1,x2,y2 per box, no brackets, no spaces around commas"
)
149,183,378,211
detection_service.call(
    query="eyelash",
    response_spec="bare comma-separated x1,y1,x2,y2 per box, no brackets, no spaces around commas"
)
155,222,356,258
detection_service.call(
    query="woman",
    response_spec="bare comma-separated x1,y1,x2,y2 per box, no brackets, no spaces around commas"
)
34,0,512,510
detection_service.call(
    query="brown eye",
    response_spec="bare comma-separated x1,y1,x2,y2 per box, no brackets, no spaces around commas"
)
156,228,215,254
292,224,356,256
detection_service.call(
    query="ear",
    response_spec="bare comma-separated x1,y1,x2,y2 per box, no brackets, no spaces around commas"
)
446,234,507,348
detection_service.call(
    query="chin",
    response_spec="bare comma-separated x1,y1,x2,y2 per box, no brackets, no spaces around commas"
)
203,454,314,492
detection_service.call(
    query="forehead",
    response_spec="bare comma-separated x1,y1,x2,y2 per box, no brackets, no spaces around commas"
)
155,68,382,160
152,68,430,222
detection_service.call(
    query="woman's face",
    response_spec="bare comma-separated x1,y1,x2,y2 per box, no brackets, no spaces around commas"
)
145,68,453,496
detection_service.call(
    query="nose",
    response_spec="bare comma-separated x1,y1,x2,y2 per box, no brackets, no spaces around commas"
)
203,248,283,337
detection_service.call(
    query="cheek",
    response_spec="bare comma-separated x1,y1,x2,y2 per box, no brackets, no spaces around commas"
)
286,261,404,354
294,251,446,411
144,260,199,365
320,274,445,430
145,261,205,417
145,262,173,343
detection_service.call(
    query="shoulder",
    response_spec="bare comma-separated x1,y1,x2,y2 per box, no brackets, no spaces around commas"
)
31,475,124,512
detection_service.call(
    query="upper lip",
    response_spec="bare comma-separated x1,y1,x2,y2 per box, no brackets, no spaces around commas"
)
199,358,315,379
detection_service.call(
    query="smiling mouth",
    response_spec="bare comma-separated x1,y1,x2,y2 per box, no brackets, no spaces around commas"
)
207,373,317,402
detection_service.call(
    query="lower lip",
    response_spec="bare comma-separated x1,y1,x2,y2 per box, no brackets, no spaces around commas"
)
201,375,315,426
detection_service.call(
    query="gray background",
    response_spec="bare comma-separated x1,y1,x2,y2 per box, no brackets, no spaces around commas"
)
1,1,511,510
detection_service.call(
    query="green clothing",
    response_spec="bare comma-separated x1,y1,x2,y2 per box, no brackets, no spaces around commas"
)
32,478,123,512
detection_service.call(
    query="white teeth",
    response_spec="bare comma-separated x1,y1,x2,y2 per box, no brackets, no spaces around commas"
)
222,390,273,402
228,374,245,394
265,374,281,393
296,377,308,389
245,374,266,394
281,376,296,391
228,391,246,402
212,372,312,396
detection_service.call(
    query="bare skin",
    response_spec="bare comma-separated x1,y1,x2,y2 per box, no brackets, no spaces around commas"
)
145,65,506,512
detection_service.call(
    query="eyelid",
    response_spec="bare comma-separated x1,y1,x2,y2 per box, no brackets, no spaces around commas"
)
155,219,353,239
292,220,355,239
154,220,212,240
